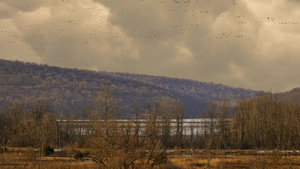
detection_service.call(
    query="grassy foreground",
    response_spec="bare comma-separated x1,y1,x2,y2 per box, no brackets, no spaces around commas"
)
0,148,299,169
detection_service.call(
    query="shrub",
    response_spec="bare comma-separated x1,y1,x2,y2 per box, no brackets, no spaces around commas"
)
42,144,54,156
73,150,84,160
152,152,168,165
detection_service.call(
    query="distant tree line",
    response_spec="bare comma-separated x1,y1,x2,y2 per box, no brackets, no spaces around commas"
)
0,85,299,168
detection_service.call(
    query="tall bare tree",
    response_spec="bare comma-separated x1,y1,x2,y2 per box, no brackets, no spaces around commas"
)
3,102,27,147
29,101,58,156
91,85,151,168
90,85,121,168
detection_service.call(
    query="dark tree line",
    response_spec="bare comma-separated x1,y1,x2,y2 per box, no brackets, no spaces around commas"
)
184,94,299,151
232,94,300,149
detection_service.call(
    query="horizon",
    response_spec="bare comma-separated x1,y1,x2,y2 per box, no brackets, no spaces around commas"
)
1,0,300,92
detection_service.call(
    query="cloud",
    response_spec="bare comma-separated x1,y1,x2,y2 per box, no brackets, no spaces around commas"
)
1,0,300,92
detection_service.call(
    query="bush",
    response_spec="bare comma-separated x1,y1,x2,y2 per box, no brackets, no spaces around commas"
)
42,144,54,156
73,150,84,160
241,139,254,149
152,152,168,165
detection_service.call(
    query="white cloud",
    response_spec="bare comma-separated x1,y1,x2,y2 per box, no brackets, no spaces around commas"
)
173,45,194,64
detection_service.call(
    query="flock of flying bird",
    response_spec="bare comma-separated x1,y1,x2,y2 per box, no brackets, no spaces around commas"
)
0,0,299,52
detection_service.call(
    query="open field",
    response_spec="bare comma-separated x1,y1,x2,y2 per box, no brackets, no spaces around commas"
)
169,154,300,169
1,148,299,169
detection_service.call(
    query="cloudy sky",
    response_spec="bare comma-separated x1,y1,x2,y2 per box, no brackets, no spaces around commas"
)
1,0,300,92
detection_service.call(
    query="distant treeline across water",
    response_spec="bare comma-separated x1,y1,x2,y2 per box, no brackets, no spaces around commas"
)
57,118,229,136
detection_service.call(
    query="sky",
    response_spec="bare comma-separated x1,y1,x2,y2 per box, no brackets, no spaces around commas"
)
1,0,300,92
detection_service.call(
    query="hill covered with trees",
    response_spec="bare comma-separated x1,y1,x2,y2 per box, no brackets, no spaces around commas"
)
0,59,259,117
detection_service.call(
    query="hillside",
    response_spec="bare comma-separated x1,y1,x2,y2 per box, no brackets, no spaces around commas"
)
280,87,300,103
0,59,259,117
110,72,258,102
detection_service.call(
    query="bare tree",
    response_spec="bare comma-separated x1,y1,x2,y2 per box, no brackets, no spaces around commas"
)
174,101,185,148
90,85,121,168
90,86,152,168
216,99,231,149
29,101,58,156
144,101,167,167
157,97,175,147
204,100,218,169
0,112,12,152
3,102,27,147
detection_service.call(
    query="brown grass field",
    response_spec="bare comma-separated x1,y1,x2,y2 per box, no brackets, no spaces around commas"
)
0,148,299,169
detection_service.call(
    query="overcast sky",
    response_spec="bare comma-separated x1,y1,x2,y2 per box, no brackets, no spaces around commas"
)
1,0,300,92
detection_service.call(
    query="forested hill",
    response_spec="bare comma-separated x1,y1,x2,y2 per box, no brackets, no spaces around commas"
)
280,87,300,103
0,59,259,117
110,72,258,102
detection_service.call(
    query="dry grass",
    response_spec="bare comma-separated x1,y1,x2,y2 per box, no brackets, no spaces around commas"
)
0,156,98,169
0,148,299,169
0,149,98,169
169,155,252,169
169,154,300,169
